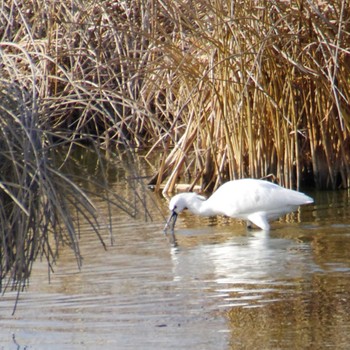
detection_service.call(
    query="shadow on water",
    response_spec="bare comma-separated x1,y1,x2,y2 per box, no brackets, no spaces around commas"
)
1,174,350,349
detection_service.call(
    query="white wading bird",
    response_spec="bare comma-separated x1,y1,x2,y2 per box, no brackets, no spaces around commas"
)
164,178,313,232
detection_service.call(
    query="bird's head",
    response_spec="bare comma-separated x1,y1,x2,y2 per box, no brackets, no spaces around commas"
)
164,193,206,232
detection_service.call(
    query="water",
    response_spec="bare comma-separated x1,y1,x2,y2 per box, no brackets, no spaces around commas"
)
1,183,350,349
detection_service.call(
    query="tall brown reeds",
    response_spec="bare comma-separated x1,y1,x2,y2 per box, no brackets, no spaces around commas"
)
0,0,170,148
3,1,349,192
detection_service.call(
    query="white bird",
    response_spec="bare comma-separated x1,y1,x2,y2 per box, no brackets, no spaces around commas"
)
164,178,313,232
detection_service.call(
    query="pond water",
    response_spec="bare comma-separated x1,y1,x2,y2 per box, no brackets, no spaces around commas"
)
1,178,350,349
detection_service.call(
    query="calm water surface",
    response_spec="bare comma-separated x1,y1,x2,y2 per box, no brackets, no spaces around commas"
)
1,185,350,349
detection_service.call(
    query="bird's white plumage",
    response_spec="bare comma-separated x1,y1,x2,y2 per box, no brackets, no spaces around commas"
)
165,179,313,231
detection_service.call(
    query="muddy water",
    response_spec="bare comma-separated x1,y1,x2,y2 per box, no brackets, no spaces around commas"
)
1,186,350,349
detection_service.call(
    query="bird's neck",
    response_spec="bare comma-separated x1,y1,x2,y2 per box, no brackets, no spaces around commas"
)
187,197,214,216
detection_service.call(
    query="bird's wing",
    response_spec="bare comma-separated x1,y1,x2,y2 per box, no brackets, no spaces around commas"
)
208,179,310,217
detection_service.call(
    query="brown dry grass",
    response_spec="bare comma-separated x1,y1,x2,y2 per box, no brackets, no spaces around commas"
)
3,0,349,192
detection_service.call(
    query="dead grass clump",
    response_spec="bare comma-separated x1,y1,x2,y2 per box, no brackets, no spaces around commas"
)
0,82,101,294
0,78,152,313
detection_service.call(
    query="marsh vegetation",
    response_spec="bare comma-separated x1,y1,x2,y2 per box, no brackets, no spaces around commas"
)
1,0,349,291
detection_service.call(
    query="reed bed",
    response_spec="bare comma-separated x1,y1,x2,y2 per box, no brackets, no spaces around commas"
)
145,0,350,191
3,0,349,192
1,0,350,296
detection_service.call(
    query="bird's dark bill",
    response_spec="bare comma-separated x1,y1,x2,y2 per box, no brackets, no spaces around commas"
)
164,211,178,232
